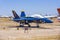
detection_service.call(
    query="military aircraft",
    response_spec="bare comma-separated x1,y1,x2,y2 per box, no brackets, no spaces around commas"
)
12,10,53,28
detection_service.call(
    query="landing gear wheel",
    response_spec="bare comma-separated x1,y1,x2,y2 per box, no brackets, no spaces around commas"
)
37,25,39,28
28,23,30,27
28,25,30,27
20,24,24,27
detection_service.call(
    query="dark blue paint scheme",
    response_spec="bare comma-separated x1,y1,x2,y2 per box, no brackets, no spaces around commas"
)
12,10,53,23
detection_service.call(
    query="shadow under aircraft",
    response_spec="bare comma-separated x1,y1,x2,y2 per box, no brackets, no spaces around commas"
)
12,10,53,28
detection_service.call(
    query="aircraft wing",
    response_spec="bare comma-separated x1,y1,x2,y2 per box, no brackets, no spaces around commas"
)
13,17,40,21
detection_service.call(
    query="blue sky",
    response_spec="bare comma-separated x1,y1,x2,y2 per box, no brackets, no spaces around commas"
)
0,0,60,16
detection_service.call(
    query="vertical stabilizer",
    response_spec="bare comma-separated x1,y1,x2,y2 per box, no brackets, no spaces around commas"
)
20,11,26,17
57,8,60,16
12,10,20,18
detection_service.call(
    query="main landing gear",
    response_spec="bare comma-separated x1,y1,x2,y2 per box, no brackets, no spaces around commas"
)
19,21,40,28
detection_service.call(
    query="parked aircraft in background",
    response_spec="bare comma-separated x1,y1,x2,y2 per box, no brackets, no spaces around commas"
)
0,15,9,18
57,8,60,22
31,14,57,19
12,10,53,27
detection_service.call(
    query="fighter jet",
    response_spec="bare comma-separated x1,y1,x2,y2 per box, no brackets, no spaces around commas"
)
12,10,53,28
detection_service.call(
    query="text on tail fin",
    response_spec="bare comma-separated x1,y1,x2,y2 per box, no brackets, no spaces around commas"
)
12,10,20,18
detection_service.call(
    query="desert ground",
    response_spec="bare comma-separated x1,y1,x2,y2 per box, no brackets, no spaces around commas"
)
0,18,60,40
